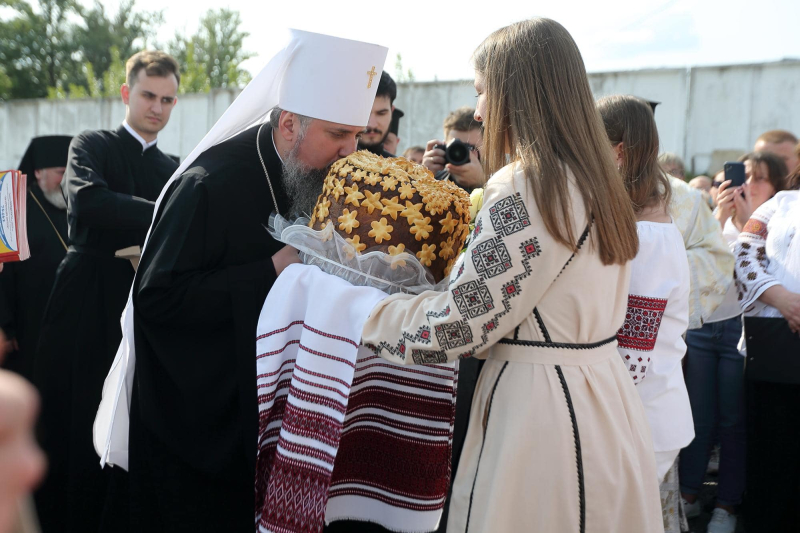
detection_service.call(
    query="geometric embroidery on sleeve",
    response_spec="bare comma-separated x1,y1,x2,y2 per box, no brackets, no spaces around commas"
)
520,237,541,258
435,320,474,351
502,279,521,299
616,295,668,352
411,349,449,364
449,262,466,286
472,237,512,279
621,352,651,383
452,280,495,319
473,218,483,238
489,193,531,237
426,305,451,322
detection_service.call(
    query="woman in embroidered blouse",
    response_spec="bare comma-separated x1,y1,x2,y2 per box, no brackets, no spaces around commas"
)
361,19,663,533
678,151,788,532
597,95,693,533
733,166,800,532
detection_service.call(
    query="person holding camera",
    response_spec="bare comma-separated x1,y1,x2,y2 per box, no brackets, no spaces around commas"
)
422,106,485,192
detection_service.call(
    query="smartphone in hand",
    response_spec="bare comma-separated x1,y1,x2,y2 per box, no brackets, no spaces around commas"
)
724,161,746,188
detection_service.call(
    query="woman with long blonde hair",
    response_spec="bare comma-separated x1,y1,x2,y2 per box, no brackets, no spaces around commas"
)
360,19,663,532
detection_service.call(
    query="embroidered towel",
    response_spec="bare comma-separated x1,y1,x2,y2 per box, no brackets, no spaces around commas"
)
256,264,457,533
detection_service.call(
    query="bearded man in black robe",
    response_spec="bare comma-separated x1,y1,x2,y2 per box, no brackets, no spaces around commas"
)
101,31,388,532
0,136,71,381
34,50,180,533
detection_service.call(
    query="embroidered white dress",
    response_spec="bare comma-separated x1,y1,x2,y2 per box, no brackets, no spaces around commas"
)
362,163,663,533
618,221,693,480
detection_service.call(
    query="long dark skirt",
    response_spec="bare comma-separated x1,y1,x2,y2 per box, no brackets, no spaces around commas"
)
743,380,800,532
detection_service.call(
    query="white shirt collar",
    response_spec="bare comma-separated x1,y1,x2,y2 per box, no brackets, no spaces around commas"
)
122,120,158,151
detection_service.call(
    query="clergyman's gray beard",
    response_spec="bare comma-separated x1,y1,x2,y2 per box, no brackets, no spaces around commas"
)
43,188,67,210
282,150,330,219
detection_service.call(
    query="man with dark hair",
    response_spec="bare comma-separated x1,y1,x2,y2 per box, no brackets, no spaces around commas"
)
423,106,485,192
754,129,799,175
383,107,404,155
358,71,396,157
0,136,71,381
33,49,180,532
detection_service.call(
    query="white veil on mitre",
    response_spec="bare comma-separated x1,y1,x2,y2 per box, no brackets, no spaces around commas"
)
93,29,388,470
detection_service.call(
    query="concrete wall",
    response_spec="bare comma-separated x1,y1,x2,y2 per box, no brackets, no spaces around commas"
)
3,60,799,175
0,89,240,171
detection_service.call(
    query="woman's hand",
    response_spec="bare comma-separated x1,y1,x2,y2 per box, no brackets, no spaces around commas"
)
272,246,301,276
761,285,800,333
731,183,755,231
714,180,736,227
777,292,800,334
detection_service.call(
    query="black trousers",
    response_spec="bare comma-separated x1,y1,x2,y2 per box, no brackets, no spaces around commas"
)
743,380,800,532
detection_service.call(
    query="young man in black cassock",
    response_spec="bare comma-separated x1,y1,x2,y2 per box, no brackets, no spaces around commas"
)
33,51,180,533
358,71,398,158
0,136,71,381
112,32,388,532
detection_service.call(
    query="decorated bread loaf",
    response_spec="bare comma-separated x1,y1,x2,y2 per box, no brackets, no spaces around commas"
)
309,151,471,282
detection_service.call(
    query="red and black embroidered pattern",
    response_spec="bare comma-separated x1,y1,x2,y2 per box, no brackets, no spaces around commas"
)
426,305,451,321
435,320,474,351
617,295,668,351
473,218,483,238
520,237,541,258
502,279,521,298
372,196,544,363
411,349,449,364
623,353,651,383
372,325,432,362
472,237,512,279
453,280,495,318
489,193,531,236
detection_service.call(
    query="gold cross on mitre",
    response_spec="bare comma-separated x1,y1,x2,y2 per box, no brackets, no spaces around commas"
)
367,66,377,88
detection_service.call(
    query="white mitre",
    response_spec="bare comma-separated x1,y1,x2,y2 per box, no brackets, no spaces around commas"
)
93,30,389,471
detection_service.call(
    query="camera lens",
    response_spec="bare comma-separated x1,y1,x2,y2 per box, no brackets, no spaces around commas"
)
446,140,471,166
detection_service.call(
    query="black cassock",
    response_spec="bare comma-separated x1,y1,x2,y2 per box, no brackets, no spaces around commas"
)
122,124,288,532
0,184,68,380
34,126,177,533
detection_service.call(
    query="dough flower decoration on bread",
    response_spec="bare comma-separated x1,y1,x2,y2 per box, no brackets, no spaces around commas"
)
308,150,471,283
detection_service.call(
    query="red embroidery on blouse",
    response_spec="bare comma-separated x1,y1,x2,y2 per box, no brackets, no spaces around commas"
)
741,218,768,240
617,295,668,352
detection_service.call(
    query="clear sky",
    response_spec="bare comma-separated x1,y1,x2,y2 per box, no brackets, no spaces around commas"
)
92,0,800,81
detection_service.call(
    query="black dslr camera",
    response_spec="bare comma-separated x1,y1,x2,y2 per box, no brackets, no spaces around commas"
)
434,138,474,166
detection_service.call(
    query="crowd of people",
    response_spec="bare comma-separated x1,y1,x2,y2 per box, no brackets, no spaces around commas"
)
0,16,799,533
